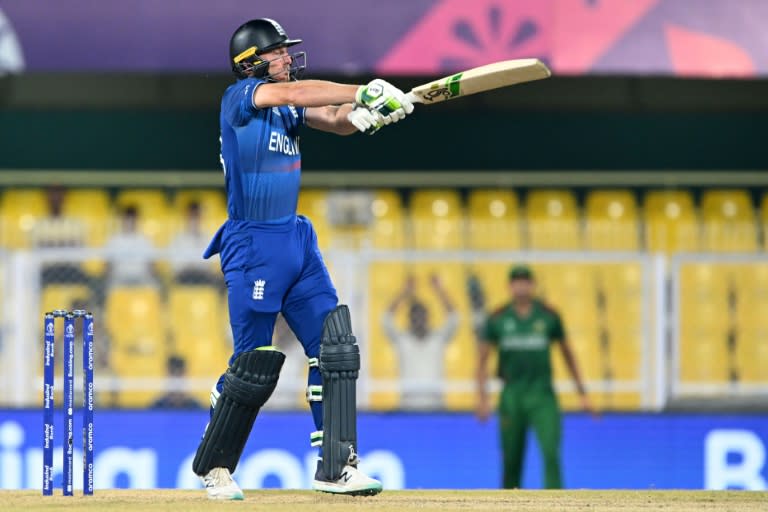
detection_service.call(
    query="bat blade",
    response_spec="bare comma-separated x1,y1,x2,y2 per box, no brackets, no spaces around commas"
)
405,58,551,105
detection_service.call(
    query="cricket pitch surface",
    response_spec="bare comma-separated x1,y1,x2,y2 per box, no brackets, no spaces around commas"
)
5,489,766,512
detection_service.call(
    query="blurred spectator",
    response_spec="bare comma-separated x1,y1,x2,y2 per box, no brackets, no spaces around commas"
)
104,206,159,288
382,273,458,410
168,201,220,286
30,185,89,285
475,264,594,489
267,313,307,409
151,356,203,409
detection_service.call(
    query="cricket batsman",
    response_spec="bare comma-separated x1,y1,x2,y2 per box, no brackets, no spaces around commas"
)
191,18,413,499
475,264,594,489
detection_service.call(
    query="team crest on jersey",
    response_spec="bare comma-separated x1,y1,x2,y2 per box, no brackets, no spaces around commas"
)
534,320,546,333
252,280,266,300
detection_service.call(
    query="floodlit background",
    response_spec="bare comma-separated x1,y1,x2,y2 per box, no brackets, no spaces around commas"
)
0,0,766,491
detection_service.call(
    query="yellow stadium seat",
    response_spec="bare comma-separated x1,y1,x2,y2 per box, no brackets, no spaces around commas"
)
604,321,642,381
467,189,521,249
536,264,599,326
732,264,768,385
61,188,112,276
679,262,730,291
551,322,603,409
105,286,167,407
409,262,475,410
525,189,581,250
469,262,513,313
598,263,643,329
168,285,230,403
369,189,405,249
735,327,768,383
367,261,407,410
585,189,639,251
172,188,228,236
0,188,49,248
700,189,757,252
41,284,91,315
114,189,171,246
62,189,112,246
297,189,331,249
409,189,463,250
644,190,699,253
678,327,731,383
733,264,768,328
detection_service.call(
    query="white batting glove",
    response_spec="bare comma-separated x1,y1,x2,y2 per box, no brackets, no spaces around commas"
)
347,106,384,135
355,79,414,125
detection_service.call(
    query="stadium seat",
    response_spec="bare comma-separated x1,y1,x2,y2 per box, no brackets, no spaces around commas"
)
62,188,112,276
732,263,768,328
114,189,171,246
643,190,699,253
297,188,331,249
62,188,112,247
679,262,731,307
0,188,49,248
469,261,514,313
367,260,476,410
367,261,407,409
598,263,643,327
41,284,91,315
409,189,464,250
732,264,768,383
411,262,475,410
550,321,603,410
369,189,406,249
584,189,640,251
168,285,230,403
105,286,167,407
678,326,731,383
678,262,732,384
735,327,768,383
525,189,581,250
700,189,757,252
172,188,228,236
467,189,521,249
604,321,642,381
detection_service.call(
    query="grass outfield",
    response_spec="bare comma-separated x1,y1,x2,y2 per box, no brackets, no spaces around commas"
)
3,490,767,512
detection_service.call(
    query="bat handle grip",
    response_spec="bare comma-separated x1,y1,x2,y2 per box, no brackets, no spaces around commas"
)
404,91,420,104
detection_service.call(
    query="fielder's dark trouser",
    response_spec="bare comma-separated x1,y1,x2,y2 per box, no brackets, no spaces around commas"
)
498,384,562,489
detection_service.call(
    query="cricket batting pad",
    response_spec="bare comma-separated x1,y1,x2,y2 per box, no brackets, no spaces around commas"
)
192,348,285,475
320,305,360,481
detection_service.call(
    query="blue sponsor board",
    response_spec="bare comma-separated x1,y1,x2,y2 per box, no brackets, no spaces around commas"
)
0,411,766,490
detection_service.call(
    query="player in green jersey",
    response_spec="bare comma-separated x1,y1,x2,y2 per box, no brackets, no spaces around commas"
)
475,264,594,489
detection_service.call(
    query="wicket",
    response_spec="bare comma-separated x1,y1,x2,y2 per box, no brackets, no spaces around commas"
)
43,309,94,496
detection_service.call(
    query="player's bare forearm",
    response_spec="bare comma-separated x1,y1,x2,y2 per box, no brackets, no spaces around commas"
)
560,339,587,396
305,104,357,135
476,342,491,400
388,274,416,312
254,80,359,108
430,274,455,312
475,341,492,421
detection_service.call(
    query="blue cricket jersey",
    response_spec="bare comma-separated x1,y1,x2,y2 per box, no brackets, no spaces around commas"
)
204,77,308,261
219,77,305,222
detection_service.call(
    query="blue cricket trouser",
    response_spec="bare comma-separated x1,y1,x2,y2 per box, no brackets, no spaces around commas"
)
205,215,337,438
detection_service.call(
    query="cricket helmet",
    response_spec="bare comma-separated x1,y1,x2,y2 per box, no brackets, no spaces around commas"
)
229,18,305,80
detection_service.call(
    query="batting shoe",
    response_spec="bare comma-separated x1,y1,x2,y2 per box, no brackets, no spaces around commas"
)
200,467,244,500
312,461,383,496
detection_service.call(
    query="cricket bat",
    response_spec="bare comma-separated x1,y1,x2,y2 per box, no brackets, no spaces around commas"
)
404,58,551,106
